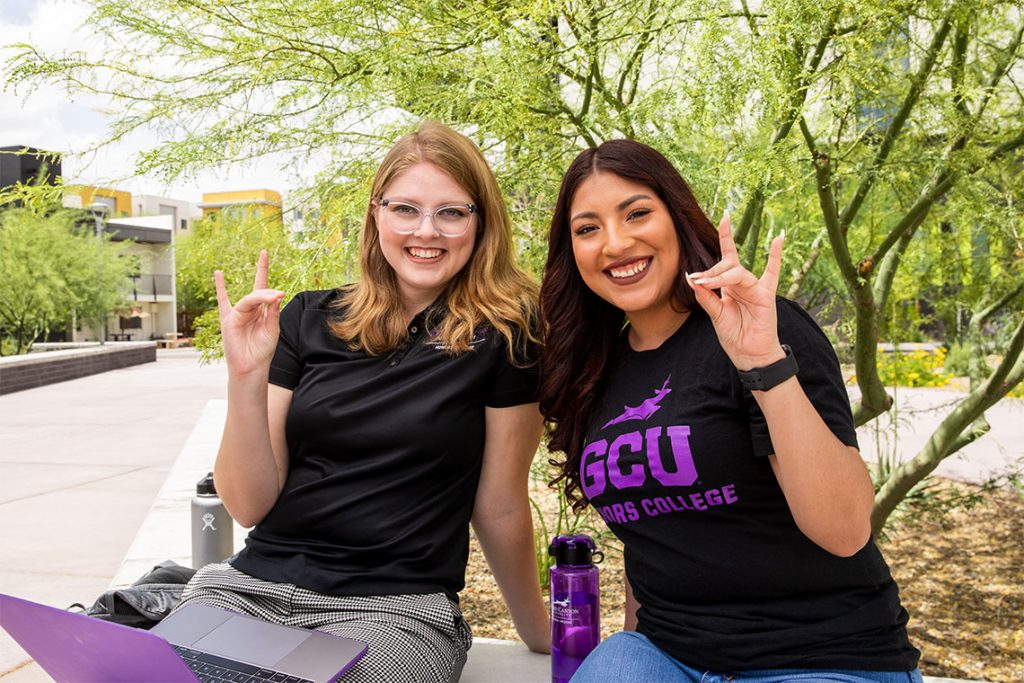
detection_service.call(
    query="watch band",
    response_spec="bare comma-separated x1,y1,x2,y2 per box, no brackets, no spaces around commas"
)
737,344,798,392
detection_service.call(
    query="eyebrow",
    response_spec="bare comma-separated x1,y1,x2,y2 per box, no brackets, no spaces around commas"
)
570,194,653,223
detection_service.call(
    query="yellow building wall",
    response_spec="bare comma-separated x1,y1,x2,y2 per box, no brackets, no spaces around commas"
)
201,189,282,223
66,186,132,217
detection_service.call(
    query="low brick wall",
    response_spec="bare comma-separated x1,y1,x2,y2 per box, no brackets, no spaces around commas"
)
0,342,157,395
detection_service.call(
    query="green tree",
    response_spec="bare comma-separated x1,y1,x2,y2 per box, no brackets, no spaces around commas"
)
175,211,349,356
8,0,1023,529
0,208,137,354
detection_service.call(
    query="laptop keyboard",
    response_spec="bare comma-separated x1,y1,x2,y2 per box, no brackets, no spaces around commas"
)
173,645,314,683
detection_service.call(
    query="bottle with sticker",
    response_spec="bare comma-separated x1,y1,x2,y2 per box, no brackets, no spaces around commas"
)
549,534,602,683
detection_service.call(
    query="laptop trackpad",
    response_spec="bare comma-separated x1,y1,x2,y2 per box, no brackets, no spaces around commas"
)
193,616,311,666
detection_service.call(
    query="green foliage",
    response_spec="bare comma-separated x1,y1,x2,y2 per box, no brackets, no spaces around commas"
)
176,213,299,361
0,207,137,354
528,445,619,591
7,0,1024,529
943,341,973,377
175,211,357,361
176,213,297,311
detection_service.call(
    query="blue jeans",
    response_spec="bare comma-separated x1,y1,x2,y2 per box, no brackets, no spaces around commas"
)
570,632,924,683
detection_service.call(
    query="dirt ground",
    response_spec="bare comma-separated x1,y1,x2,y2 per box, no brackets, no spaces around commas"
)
461,479,1023,682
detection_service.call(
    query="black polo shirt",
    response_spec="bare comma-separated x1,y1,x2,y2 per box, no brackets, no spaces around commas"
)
231,289,539,601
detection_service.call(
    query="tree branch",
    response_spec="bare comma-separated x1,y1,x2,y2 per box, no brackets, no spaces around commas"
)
977,282,1024,326
872,212,921,314
802,118,892,424
838,15,953,230
872,313,1024,532
785,228,826,299
870,129,1024,266
735,15,837,246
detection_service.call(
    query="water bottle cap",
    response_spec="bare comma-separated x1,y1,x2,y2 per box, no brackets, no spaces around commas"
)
196,472,217,495
548,534,602,566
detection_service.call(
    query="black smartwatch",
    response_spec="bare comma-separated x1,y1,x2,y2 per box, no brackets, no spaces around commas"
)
737,344,798,392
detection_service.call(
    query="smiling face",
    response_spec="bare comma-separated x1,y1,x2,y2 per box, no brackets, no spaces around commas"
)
569,171,682,328
375,161,477,314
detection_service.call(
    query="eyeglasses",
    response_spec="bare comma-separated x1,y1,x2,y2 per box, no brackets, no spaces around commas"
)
377,199,477,237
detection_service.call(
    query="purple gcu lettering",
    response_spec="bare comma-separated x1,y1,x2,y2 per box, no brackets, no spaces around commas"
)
581,439,609,498
607,432,645,489
580,425,698,495
647,426,697,487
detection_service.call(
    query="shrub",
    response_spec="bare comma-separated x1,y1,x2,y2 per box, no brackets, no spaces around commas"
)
876,348,950,388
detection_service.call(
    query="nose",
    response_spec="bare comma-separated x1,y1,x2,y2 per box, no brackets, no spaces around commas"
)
412,211,440,238
602,222,635,256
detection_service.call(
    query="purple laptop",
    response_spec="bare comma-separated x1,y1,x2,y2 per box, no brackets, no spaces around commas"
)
0,592,368,682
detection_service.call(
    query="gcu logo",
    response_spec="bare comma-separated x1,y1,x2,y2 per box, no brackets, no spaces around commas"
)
581,425,697,499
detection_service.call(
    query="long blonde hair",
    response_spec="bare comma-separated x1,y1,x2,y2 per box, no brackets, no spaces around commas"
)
330,121,539,359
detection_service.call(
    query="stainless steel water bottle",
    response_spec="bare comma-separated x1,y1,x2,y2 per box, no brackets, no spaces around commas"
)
190,472,233,569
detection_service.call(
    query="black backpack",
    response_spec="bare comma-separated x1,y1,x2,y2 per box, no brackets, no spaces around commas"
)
70,560,197,629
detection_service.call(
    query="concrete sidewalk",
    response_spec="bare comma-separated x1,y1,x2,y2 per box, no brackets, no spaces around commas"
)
0,348,226,680
854,387,1024,482
1,353,1012,681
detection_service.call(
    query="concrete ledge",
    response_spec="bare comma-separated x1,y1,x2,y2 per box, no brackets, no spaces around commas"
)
0,342,156,395
112,399,240,587
115,400,988,683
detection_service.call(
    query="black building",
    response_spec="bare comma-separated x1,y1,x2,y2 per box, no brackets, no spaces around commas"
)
0,145,62,193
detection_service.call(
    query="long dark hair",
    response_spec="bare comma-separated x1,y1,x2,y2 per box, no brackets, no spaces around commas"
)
539,139,722,512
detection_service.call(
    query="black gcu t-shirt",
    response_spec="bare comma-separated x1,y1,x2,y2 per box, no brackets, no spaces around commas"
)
231,289,539,601
582,299,919,672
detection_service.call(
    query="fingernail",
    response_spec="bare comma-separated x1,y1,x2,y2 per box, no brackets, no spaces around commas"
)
724,209,731,222
779,230,786,241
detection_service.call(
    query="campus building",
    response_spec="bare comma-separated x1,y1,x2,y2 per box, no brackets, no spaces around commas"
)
2,144,289,344
198,188,283,224
0,146,61,201
131,194,203,235
63,185,132,217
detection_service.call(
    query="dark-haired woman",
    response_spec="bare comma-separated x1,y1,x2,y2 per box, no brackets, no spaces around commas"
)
539,140,921,683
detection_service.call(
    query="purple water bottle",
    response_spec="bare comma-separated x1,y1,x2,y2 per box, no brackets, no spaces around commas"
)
549,534,602,683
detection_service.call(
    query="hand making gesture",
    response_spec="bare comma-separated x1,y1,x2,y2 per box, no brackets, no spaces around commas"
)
214,249,286,378
686,212,786,371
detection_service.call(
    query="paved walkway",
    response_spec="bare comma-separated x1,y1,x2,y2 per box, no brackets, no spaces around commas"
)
1,353,1014,681
853,387,1024,482
0,349,226,680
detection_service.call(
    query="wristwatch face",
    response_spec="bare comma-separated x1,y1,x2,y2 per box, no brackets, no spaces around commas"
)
738,345,798,391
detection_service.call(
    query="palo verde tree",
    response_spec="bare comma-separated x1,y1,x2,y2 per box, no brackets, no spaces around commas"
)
7,0,1022,529
175,210,316,352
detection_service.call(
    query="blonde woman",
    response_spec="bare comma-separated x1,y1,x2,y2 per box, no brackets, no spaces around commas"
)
179,122,550,682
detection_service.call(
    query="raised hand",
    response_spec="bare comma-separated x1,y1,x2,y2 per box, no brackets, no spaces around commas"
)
214,249,286,378
685,212,786,371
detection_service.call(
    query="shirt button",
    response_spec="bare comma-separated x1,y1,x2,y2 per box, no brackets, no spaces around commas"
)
389,360,397,366
410,326,418,333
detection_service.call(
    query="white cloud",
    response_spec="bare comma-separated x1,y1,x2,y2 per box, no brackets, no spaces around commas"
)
0,0,315,205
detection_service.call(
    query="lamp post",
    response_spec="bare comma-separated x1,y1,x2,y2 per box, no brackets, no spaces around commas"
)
88,202,110,344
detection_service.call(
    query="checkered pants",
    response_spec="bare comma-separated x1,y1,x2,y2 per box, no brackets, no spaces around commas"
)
176,563,473,683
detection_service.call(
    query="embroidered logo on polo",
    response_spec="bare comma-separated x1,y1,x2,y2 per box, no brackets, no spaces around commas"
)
582,376,740,525
424,325,489,351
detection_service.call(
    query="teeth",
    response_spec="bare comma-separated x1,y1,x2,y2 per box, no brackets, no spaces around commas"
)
409,248,443,259
609,259,649,279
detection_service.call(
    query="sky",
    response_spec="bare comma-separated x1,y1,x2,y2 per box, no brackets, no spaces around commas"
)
0,0,305,204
